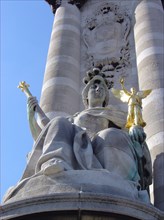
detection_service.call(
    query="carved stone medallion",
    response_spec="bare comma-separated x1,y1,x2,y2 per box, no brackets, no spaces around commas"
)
82,3,131,82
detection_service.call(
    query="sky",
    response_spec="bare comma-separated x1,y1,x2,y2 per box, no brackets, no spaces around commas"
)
0,0,54,202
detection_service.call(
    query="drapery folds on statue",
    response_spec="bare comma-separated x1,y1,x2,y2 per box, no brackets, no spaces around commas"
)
3,68,152,204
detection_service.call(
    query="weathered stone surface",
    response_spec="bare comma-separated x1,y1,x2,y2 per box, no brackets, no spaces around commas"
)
1,188,163,220
3,170,147,204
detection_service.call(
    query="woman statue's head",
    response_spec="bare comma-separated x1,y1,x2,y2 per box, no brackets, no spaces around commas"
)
82,68,110,108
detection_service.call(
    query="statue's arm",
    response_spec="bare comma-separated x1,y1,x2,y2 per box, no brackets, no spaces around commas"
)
35,105,50,127
18,81,50,140
120,78,131,96
27,97,49,141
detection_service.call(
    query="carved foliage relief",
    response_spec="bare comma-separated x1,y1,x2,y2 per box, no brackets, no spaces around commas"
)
82,3,131,82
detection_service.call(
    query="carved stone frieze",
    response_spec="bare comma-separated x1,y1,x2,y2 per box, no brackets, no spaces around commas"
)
82,2,131,82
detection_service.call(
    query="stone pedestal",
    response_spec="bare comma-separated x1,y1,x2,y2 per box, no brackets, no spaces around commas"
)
1,194,163,220
1,170,164,220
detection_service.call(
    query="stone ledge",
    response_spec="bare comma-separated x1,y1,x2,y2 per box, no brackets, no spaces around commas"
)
2,170,145,204
1,193,163,220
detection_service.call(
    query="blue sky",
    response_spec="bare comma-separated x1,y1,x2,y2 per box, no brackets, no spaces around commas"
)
1,0,54,202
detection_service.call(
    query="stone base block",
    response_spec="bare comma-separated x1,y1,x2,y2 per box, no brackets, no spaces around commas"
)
1,193,163,220
1,170,163,219
3,170,148,204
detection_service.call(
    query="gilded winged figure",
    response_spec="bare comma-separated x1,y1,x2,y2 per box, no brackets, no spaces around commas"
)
111,78,152,128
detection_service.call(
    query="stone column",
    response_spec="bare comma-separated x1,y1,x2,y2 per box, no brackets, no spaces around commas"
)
40,2,81,119
134,0,164,210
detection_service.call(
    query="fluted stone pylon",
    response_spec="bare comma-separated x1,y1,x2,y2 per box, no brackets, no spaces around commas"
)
40,1,81,119
134,0,164,210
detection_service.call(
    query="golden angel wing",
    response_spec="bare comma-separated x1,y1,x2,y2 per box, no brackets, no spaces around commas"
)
111,88,130,103
137,89,152,99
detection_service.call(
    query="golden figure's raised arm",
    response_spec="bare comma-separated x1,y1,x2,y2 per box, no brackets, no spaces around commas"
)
120,77,131,96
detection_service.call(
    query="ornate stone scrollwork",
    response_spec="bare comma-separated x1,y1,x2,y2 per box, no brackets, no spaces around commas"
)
45,0,87,13
82,3,131,83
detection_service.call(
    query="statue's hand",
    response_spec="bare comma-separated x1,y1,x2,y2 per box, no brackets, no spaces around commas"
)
27,96,38,119
120,77,124,85
129,125,146,144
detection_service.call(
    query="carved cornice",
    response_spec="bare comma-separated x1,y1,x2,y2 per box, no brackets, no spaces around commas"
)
45,0,87,14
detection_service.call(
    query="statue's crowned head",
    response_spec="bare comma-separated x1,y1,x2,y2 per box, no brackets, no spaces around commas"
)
82,68,111,108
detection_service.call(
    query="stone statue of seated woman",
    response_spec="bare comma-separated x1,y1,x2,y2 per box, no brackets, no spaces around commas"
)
3,68,152,204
